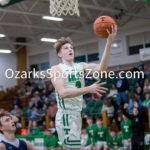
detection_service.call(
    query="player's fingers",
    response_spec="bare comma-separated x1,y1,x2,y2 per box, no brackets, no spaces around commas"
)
95,80,100,84
111,25,114,32
95,92,102,97
99,87,108,91
96,89,106,93
107,29,110,34
115,24,117,31
99,82,106,86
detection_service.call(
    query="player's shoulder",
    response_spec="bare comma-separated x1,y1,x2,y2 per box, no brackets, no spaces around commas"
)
78,62,87,67
128,119,132,123
51,65,61,72
120,120,124,124
0,142,6,150
102,125,107,129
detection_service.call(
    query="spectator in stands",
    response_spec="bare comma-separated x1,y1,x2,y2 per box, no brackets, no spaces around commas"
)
121,112,132,150
27,107,45,134
38,104,47,124
49,91,56,102
49,120,57,136
25,79,33,96
44,97,50,107
44,129,61,150
137,63,146,90
116,73,129,112
142,93,150,108
102,97,114,129
46,84,54,97
127,93,147,115
47,101,58,121
11,104,22,119
135,86,144,101
129,104,145,150
143,78,150,94
31,97,43,110
37,79,46,92
41,89,48,101
30,79,39,91
81,128,88,150
29,91,40,108
107,129,120,150
29,121,41,136
86,117,97,150
12,95,22,108
95,118,108,150
117,132,123,150
107,84,117,98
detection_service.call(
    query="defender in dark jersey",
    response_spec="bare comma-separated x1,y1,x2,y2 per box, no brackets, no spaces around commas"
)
0,111,40,150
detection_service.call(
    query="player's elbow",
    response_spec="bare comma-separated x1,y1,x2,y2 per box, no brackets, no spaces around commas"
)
58,90,68,99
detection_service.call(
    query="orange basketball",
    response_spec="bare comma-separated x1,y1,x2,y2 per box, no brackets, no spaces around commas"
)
93,16,116,38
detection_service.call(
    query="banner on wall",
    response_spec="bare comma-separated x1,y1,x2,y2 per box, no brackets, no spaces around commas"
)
17,135,44,150
140,48,150,61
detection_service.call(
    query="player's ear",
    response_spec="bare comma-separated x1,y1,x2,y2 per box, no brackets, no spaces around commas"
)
57,51,62,58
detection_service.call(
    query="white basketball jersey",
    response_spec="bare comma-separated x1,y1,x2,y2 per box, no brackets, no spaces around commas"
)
55,62,85,112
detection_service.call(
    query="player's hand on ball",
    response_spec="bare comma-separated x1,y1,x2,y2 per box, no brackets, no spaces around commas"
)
88,80,108,97
107,24,117,43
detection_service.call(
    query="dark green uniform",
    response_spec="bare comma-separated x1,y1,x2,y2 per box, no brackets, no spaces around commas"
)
44,134,59,148
121,119,132,140
117,133,123,148
95,125,108,142
86,123,97,146
107,135,120,149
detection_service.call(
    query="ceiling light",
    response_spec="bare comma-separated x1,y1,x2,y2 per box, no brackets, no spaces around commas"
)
112,43,118,48
41,38,57,43
0,49,11,53
0,34,6,38
42,16,64,21
0,0,10,6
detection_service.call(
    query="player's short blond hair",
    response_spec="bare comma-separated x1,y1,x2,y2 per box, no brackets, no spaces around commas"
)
0,109,12,134
54,37,74,54
0,109,11,127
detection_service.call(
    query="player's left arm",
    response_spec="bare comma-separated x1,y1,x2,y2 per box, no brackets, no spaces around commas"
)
26,141,41,150
81,25,117,74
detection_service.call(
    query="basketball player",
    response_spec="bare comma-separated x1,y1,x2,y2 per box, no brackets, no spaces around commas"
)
0,111,40,150
0,109,18,142
50,25,117,150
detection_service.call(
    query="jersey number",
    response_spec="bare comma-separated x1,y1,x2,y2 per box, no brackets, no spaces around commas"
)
75,81,81,88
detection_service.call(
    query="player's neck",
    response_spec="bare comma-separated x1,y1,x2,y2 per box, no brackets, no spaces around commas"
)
124,119,128,122
62,59,74,66
3,132,16,141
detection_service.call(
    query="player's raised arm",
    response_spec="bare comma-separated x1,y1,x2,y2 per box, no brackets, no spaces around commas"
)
26,141,40,150
0,143,6,150
82,25,117,74
50,66,108,99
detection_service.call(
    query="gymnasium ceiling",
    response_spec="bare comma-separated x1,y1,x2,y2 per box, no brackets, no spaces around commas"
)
0,0,150,52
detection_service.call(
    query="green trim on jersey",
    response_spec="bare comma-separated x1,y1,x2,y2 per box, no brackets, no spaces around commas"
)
57,93,66,109
63,114,69,127
64,137,81,146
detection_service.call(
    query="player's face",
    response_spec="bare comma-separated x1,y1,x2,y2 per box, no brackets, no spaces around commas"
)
133,108,139,116
87,118,93,125
110,131,115,137
96,119,102,126
0,116,16,133
58,43,74,61
122,114,127,120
